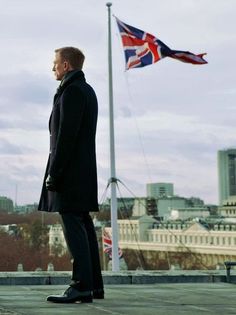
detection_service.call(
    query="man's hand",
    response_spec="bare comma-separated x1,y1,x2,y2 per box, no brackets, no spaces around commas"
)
45,174,57,191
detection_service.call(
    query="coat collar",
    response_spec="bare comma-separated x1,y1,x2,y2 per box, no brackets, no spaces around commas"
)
57,70,85,94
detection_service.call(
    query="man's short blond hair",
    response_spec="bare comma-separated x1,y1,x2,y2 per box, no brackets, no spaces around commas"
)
55,47,85,70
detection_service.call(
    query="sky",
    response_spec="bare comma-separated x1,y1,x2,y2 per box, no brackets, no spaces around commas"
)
0,0,235,206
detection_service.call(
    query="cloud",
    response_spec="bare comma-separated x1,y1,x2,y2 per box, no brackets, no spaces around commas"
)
0,138,35,155
0,71,53,133
0,72,53,106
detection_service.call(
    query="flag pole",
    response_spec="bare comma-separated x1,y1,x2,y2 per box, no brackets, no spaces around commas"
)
106,2,119,271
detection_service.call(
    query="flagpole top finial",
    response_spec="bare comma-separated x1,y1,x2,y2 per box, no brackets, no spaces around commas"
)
106,2,112,7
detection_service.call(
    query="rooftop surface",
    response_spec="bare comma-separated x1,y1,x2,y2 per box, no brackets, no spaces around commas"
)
0,271,236,315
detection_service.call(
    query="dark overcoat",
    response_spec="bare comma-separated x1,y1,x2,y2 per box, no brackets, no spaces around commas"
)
38,70,99,213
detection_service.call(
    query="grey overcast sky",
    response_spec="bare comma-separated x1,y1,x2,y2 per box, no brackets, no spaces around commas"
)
0,0,235,205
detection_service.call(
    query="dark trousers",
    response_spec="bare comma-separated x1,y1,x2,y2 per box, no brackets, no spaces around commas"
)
60,212,103,291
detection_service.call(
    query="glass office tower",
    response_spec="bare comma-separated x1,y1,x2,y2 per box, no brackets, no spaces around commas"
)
218,149,236,205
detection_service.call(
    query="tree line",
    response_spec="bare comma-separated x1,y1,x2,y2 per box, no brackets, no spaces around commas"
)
0,210,72,271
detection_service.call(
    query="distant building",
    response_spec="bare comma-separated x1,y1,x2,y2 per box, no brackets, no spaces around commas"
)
157,196,187,219
100,197,134,217
14,203,38,214
146,183,174,198
110,215,157,243
218,196,236,218
188,197,204,207
132,195,205,220
218,148,236,205
116,216,236,267
102,197,134,209
48,224,67,256
170,207,210,220
0,196,14,212
132,197,157,217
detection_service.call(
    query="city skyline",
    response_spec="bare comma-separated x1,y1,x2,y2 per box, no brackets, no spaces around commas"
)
0,1,236,205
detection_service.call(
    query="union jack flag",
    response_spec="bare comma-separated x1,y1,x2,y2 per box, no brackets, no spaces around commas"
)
115,17,207,70
103,229,123,260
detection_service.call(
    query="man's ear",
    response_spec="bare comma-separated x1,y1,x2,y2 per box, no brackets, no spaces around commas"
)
63,61,69,71
64,61,73,71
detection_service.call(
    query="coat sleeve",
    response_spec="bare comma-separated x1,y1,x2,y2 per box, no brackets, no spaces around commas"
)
48,84,85,180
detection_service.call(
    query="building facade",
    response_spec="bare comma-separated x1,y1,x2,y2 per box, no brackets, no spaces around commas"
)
132,198,157,217
170,207,210,220
118,217,236,255
146,183,174,198
0,196,14,212
14,203,38,214
218,148,236,205
218,196,236,217
48,224,67,256
115,216,236,269
157,196,187,219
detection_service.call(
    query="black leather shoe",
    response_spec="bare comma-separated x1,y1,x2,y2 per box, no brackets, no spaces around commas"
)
93,288,104,299
47,286,92,303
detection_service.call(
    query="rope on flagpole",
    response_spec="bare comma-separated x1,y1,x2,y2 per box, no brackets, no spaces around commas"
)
124,72,153,184
116,184,147,270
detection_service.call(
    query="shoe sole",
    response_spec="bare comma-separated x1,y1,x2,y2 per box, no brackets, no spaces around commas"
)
47,296,93,303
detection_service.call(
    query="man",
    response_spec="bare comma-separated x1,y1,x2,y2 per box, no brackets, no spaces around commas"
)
38,47,104,303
